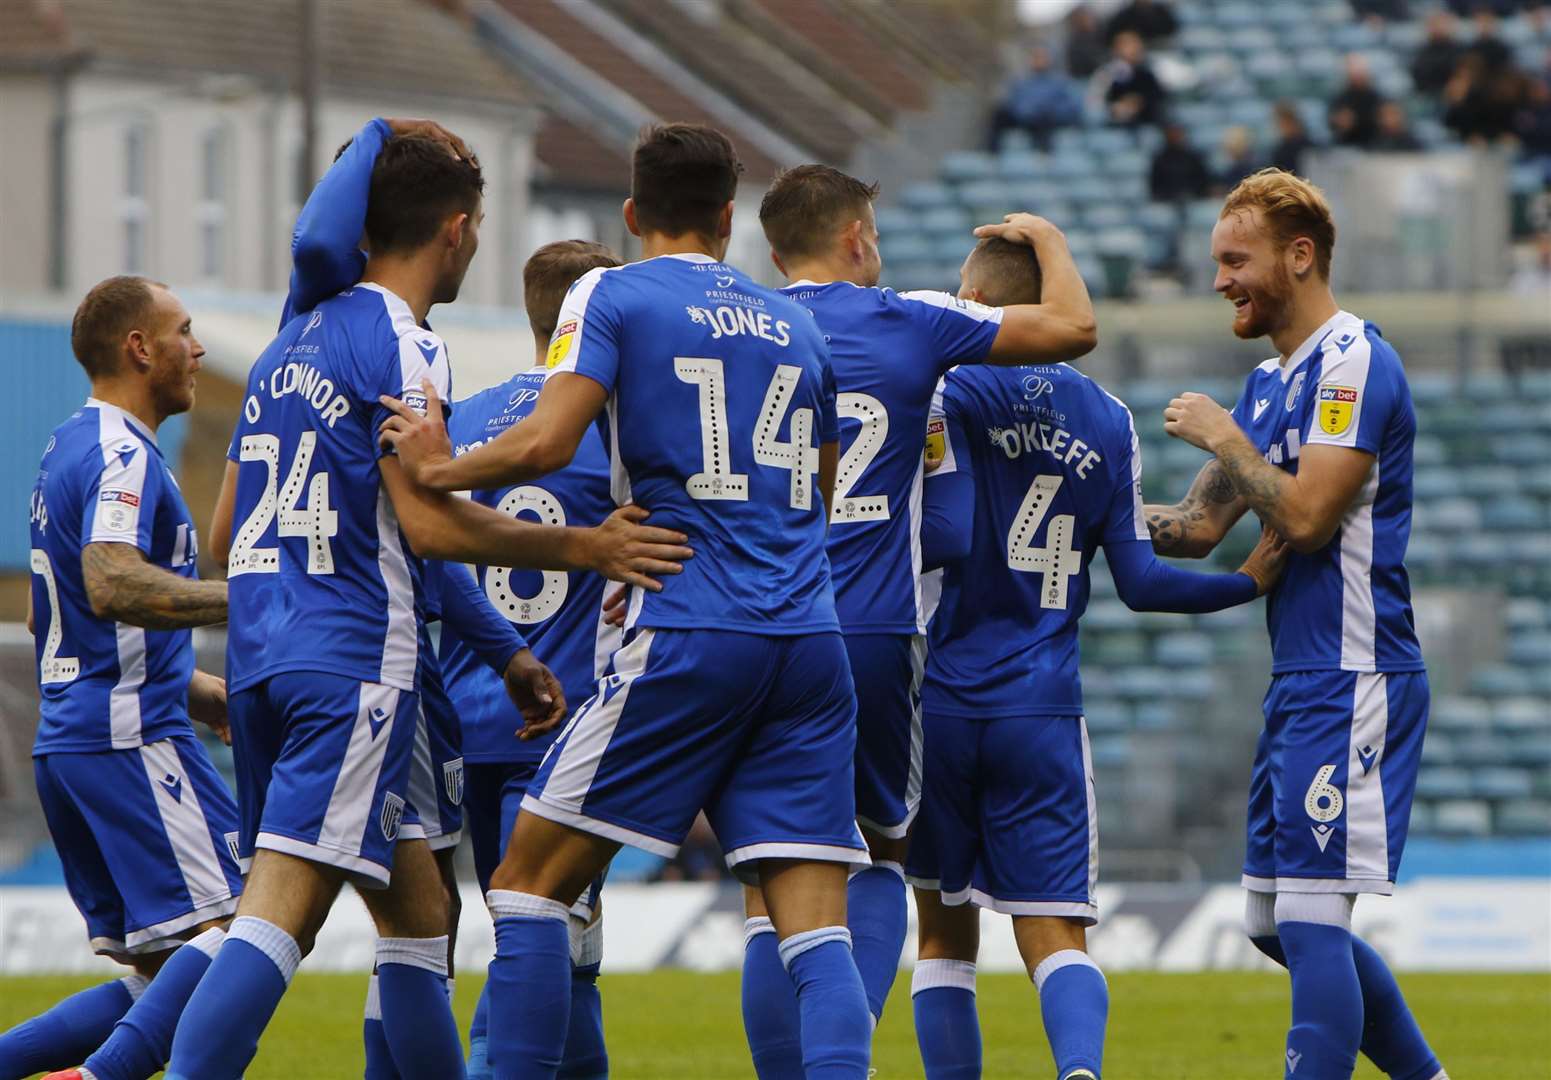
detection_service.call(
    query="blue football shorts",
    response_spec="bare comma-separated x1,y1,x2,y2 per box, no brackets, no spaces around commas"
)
1243,669,1429,895
906,713,1098,924
523,628,869,884
35,732,242,955
400,660,463,852
229,672,419,888
847,632,926,840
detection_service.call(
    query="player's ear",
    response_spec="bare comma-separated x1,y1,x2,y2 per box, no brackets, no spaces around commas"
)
716,201,734,240
622,198,641,238
123,328,152,373
447,211,470,251
841,219,864,262
770,248,788,277
1288,236,1315,279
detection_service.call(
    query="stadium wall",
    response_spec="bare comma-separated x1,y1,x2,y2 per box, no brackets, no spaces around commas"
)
1,880,1545,976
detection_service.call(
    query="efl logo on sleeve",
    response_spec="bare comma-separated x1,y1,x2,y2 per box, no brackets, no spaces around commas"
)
546,320,577,368
1317,385,1358,435
924,417,947,467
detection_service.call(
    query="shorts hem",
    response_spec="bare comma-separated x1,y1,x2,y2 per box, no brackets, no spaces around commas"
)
967,889,1098,923
1241,874,1278,893
97,896,240,957
1265,875,1395,895
905,874,940,890
520,795,679,858
427,829,462,852
398,824,427,841
257,831,389,888
856,811,913,840
723,841,872,872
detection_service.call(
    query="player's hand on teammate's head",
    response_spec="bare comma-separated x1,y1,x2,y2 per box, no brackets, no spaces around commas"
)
384,118,477,167
602,584,630,628
585,505,694,592
1238,524,1290,596
379,379,452,485
188,669,231,746
1163,391,1238,454
504,648,567,739
973,212,1063,248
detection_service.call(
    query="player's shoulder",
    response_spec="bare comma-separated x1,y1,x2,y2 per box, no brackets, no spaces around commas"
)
896,288,1001,325
451,369,543,448
343,283,446,358
1315,310,1406,384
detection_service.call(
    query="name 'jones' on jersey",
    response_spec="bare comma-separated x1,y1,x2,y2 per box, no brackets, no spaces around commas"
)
545,253,840,634
225,284,451,693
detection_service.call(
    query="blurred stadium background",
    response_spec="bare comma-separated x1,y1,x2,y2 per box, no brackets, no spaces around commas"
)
0,0,1547,985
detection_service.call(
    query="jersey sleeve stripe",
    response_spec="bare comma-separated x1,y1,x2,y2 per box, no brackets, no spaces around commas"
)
89,409,150,545
1306,324,1373,449
898,289,1006,324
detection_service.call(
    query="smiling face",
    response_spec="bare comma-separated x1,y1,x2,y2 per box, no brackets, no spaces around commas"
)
1211,207,1296,341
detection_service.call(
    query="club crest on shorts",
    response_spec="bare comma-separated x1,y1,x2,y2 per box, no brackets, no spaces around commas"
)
1317,385,1358,435
225,831,242,864
380,792,406,841
443,757,465,807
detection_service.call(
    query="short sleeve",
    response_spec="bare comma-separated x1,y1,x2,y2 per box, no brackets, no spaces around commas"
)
1101,404,1150,544
898,290,1005,373
925,374,973,481
1305,331,1394,454
543,268,622,395
82,437,161,552
1228,368,1262,429
373,327,453,459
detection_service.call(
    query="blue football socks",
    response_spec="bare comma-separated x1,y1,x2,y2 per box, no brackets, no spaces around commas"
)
778,926,871,1079
486,890,572,1080
560,916,608,1079
1032,950,1108,1080
1278,919,1363,1079
376,935,463,1079
468,981,493,1079
362,971,401,1080
847,862,909,1025
741,917,803,1078
165,915,301,1080
82,928,224,1080
0,975,141,1077
912,959,981,1080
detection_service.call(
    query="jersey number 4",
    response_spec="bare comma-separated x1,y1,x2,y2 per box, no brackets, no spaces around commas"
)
229,432,340,577
1007,474,1082,610
675,357,819,510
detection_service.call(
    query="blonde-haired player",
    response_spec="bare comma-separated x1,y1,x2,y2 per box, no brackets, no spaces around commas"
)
1145,169,1448,1080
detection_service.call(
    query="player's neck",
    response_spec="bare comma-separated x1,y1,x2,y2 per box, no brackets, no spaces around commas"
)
361,256,437,324
1273,288,1341,363
89,377,162,434
639,232,725,262
780,258,858,287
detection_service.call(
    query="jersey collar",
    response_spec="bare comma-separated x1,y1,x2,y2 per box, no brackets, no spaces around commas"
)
1277,309,1355,383
86,397,158,447
658,252,721,264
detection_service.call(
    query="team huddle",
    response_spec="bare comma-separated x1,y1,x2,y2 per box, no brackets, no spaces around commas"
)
5,117,1451,1080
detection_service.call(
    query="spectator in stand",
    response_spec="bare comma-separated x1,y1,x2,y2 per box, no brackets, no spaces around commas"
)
1515,73,1551,175
987,44,1085,151
1270,101,1319,173
1444,53,1522,143
1328,53,1386,147
1411,10,1464,97
1351,0,1410,22
1064,4,1108,79
1105,0,1178,45
1099,30,1168,127
1464,9,1513,71
1373,101,1425,150
1213,126,1262,193
1149,122,1212,202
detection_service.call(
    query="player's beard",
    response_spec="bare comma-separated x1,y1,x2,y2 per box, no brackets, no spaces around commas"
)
1230,261,1294,341
150,351,196,417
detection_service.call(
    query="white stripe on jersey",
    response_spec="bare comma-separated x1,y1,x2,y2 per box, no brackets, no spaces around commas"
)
1117,403,1149,541
897,289,1006,327
1346,674,1390,881
140,739,232,906
908,454,926,633
604,394,632,508
89,404,150,543
317,682,402,855
110,621,146,749
374,486,418,690
1339,463,1381,671
360,283,453,402
1306,319,1372,450
1080,716,1098,903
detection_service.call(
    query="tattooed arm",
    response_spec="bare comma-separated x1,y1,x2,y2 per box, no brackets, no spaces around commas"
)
82,542,228,629
1162,391,1375,554
1143,459,1248,558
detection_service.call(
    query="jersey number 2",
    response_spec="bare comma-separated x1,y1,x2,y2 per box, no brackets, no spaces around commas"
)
674,357,818,510
229,432,339,577
1007,474,1082,610
30,549,80,684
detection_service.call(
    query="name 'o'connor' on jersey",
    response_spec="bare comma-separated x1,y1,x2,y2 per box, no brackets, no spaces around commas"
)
779,282,1003,634
30,400,200,753
439,367,620,763
1230,309,1424,675
225,283,450,694
545,253,840,635
925,363,1150,719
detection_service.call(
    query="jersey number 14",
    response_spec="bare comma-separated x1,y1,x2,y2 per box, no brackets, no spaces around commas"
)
675,357,818,510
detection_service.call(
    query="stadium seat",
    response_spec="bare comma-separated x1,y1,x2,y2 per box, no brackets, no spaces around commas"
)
1429,799,1493,837
1085,699,1133,733
919,206,973,236
1431,695,1491,732
1492,697,1549,733
1469,666,1534,699
1154,632,1214,667
1512,733,1551,769
900,182,957,210
1454,734,1514,768
1417,768,1476,801
1420,732,1455,766
1474,768,1534,801
1495,799,1551,836
940,151,997,183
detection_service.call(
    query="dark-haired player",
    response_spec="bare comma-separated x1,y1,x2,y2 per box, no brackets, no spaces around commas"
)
740,165,1097,1071
163,133,690,1080
906,229,1286,1080
382,123,876,1079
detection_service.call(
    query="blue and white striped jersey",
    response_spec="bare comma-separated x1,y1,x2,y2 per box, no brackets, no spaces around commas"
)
545,253,840,635
779,282,1003,634
439,367,620,763
225,283,450,693
29,400,199,753
924,364,1149,718
1229,309,1424,674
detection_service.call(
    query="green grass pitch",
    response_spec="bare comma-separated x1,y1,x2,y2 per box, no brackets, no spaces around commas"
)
4,971,1548,1077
